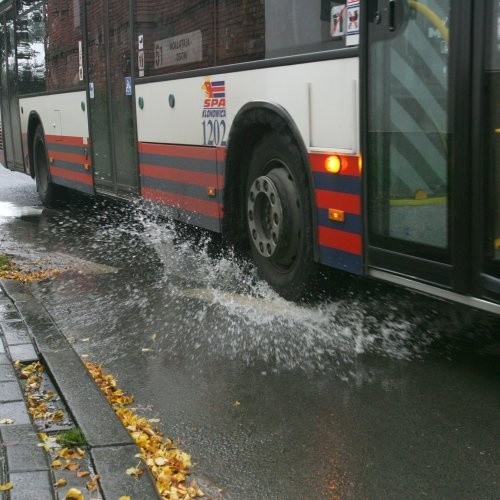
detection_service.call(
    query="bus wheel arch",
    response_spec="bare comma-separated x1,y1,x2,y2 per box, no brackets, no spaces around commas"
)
223,103,319,299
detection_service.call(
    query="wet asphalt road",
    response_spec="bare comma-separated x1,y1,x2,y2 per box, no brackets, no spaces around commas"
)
1,167,499,499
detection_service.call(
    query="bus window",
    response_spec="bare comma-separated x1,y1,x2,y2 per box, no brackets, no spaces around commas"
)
135,0,216,78
45,0,83,91
16,1,46,95
135,0,350,79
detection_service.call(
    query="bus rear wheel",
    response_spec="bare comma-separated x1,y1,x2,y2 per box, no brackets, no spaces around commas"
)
33,125,60,206
245,132,316,300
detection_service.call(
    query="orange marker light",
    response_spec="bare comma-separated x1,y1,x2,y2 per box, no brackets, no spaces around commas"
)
325,155,341,174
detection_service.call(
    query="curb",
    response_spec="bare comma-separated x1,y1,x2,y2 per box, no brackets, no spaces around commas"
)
0,278,159,499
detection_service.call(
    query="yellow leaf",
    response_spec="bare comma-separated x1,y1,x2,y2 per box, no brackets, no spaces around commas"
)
76,471,90,478
126,467,143,477
51,459,63,468
119,497,131,500
0,483,13,491
54,478,67,488
65,487,84,500
64,462,80,471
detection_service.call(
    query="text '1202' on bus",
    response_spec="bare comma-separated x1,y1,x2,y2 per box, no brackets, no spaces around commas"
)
0,0,499,314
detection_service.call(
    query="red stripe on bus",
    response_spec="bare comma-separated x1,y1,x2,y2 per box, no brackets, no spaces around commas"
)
140,164,222,187
216,147,227,162
48,150,89,166
46,135,90,147
139,142,218,161
318,226,362,255
50,166,93,186
315,190,361,215
309,152,361,177
141,187,221,219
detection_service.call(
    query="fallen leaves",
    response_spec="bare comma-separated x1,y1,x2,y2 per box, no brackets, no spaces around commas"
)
16,361,67,425
0,483,13,491
85,362,205,499
17,362,99,494
0,418,15,424
0,253,60,282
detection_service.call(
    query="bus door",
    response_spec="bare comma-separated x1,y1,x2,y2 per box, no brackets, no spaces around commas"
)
472,0,500,304
0,5,24,171
85,0,138,195
366,1,459,289
366,0,500,307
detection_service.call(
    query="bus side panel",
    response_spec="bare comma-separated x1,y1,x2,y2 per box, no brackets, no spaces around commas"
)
135,58,361,272
138,142,223,232
19,92,93,194
310,152,363,275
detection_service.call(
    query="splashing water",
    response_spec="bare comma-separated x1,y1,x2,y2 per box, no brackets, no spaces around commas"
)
34,199,493,373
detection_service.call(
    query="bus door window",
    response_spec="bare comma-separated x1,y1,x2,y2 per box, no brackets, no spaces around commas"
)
486,0,500,264
368,0,451,253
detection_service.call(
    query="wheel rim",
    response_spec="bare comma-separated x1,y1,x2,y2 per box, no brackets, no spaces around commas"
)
247,175,284,258
247,164,302,267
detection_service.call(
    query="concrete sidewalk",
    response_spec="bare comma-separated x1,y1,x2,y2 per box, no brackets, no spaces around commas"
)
0,279,159,499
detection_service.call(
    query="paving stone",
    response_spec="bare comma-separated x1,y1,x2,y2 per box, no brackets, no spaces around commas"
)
0,321,31,346
42,349,130,447
5,441,49,472
0,340,5,354
0,279,26,296
8,470,53,500
0,308,21,321
92,444,159,499
0,353,10,365
0,381,23,403
0,364,17,382
7,293,32,303
0,401,30,425
0,424,39,444
8,344,38,363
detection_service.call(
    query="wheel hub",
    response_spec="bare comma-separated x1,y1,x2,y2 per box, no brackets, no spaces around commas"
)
247,175,284,258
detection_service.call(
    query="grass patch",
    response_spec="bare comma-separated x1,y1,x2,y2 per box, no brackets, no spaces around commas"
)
0,254,13,271
56,428,87,447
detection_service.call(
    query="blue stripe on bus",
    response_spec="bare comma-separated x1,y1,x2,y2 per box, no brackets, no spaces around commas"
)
317,209,362,234
51,159,90,174
319,246,363,275
139,153,217,174
141,175,218,201
312,172,361,195
46,142,86,155
50,175,94,194
176,206,220,232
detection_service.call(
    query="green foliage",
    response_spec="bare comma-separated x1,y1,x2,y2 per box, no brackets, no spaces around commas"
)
56,428,87,448
0,254,13,271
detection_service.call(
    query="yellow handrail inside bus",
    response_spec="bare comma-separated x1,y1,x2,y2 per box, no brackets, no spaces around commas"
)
407,0,449,42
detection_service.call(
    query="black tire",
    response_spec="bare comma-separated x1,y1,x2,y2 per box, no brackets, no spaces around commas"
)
245,132,317,300
33,124,60,207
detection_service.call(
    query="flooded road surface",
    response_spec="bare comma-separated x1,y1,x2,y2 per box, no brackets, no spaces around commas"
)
1,167,499,498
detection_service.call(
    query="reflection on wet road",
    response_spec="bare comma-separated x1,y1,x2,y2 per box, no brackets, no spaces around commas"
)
1,167,499,498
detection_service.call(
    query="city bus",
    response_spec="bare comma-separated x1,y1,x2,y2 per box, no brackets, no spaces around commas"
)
0,0,499,314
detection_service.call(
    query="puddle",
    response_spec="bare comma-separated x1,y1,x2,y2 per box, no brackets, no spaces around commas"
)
0,201,43,218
